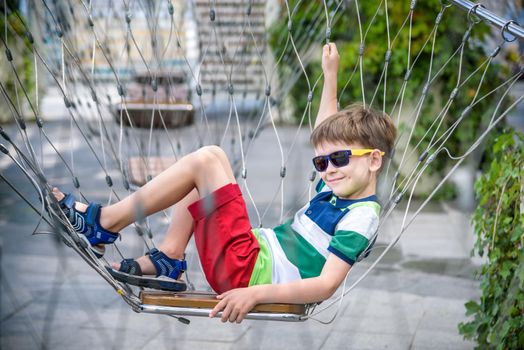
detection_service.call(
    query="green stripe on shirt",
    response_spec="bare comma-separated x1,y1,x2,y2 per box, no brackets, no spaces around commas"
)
274,221,326,279
329,230,369,263
347,201,381,216
248,228,273,286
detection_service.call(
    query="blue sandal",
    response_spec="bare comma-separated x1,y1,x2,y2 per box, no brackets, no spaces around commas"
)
106,248,187,292
58,193,119,258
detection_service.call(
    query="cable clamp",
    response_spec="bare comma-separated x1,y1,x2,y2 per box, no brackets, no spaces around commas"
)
280,166,287,178
5,48,13,62
358,43,365,56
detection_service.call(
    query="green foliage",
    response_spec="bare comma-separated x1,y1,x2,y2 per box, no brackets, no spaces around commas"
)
0,2,36,123
459,131,524,349
268,0,510,187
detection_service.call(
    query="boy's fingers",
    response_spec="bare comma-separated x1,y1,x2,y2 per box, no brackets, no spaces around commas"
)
329,42,338,54
323,44,330,55
221,304,232,323
323,43,338,58
210,299,225,318
228,308,239,323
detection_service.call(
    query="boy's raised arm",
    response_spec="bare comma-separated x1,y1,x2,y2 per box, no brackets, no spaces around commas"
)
314,43,340,130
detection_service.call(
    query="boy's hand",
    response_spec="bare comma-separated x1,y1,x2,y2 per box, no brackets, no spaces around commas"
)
322,43,339,78
209,287,258,323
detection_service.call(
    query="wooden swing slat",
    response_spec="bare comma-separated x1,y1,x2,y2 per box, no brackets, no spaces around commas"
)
140,291,307,314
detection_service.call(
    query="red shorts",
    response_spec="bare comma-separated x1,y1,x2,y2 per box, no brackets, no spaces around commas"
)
187,183,259,294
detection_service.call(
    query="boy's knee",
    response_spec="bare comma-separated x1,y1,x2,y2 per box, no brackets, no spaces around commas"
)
194,146,224,167
200,145,228,163
205,145,227,158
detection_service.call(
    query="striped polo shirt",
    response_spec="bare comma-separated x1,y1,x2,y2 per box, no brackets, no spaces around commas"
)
248,180,380,286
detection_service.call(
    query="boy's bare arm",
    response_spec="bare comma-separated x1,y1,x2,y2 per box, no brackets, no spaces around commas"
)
210,254,351,322
314,43,340,130
253,254,350,304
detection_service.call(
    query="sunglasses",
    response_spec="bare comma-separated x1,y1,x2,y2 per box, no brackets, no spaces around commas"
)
312,149,384,172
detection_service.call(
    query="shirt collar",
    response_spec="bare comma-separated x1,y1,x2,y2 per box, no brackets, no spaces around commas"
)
330,194,379,208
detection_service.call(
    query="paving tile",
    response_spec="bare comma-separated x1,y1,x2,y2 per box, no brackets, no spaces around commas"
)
418,298,472,331
233,320,328,350
1,334,42,350
142,338,233,350
411,329,475,350
322,330,413,350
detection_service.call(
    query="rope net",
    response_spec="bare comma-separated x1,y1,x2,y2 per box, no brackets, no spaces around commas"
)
0,0,522,327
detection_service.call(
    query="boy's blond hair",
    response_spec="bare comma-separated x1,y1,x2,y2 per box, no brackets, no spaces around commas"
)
310,103,397,158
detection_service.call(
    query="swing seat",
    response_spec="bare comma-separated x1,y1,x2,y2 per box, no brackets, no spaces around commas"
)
115,102,194,129
139,291,308,322
114,71,194,129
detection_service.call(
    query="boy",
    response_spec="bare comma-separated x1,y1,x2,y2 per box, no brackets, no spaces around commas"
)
53,43,396,323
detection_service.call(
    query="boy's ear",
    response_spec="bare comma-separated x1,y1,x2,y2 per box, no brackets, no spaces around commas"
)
369,149,382,172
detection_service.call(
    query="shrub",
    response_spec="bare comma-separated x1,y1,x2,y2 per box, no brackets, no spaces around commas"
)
459,130,524,349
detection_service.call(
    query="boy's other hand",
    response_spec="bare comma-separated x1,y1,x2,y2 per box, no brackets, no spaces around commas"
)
322,43,339,77
209,287,258,323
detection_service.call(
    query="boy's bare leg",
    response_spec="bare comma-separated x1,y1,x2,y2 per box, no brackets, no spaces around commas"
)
111,189,198,274
53,145,236,250
158,188,198,258
111,146,236,273
101,145,236,232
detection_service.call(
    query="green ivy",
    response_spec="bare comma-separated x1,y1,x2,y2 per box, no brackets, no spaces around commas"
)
0,1,36,123
459,130,524,349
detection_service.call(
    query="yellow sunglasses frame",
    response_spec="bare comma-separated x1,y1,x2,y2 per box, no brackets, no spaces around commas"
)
350,149,385,157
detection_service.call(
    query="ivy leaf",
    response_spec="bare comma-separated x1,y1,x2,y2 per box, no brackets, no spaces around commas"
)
498,322,511,342
502,216,512,226
510,223,523,242
519,265,524,290
500,261,512,281
464,301,480,316
458,321,477,339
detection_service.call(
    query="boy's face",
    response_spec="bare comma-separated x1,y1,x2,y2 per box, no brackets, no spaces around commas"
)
314,141,382,199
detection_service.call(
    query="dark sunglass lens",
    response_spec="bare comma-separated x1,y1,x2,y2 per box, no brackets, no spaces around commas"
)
313,157,328,171
330,151,350,167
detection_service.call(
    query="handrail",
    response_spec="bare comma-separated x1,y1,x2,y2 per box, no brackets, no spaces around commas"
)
450,0,524,40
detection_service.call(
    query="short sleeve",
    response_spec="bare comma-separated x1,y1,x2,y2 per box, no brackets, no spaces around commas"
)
328,206,379,265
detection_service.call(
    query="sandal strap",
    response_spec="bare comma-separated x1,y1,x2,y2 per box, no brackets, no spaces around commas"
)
148,248,187,279
85,202,100,226
58,193,88,234
59,193,76,210
82,203,119,245
118,258,142,276
57,192,119,258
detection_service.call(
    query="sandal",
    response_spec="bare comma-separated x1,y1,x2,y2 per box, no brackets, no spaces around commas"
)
106,248,187,292
58,193,119,258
